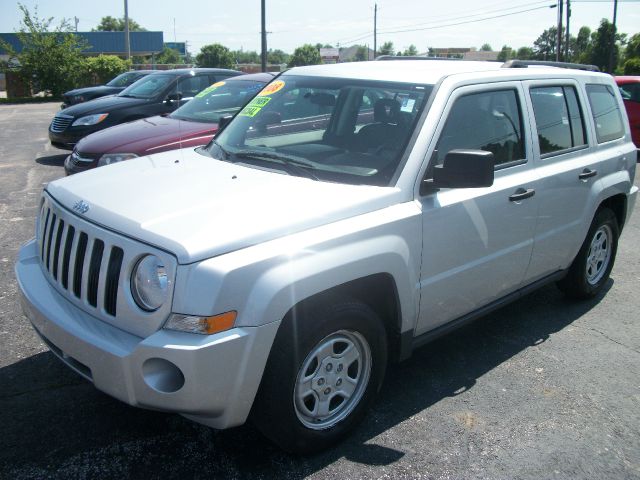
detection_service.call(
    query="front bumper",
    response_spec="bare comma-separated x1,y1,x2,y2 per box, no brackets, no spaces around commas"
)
15,239,279,429
49,125,102,150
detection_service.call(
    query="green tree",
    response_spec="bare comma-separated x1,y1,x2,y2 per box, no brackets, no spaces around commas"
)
267,48,290,64
379,41,394,56
586,19,621,72
497,45,515,62
156,47,183,64
402,44,418,56
354,45,369,61
288,44,321,67
315,43,334,50
516,46,534,60
232,49,260,64
0,4,88,96
625,33,640,60
196,43,234,68
480,43,492,51
533,26,559,60
574,26,592,63
83,54,131,84
93,16,145,31
623,58,640,74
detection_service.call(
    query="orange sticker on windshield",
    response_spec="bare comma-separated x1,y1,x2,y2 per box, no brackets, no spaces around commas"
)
258,80,285,96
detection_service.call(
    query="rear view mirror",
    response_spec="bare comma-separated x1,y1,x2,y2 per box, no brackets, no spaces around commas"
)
430,149,495,189
218,115,233,131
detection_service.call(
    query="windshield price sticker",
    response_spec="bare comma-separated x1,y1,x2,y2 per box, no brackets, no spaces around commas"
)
195,81,226,98
239,96,272,117
257,80,285,96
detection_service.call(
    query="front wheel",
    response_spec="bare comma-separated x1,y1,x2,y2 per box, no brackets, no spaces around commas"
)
251,296,387,454
557,207,619,299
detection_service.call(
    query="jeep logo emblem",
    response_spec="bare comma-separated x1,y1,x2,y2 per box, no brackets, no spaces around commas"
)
72,200,90,214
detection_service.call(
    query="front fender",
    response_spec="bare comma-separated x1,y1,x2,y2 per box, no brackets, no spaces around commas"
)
172,202,423,336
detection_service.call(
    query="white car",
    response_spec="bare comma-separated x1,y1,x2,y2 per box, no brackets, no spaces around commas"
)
16,59,638,453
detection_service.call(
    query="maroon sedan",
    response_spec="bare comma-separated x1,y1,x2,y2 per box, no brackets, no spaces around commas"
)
64,72,275,175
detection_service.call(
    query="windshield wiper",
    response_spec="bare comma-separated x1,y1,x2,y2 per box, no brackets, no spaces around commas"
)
231,150,319,181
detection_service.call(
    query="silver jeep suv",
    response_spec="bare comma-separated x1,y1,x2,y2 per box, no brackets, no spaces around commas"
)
16,59,638,453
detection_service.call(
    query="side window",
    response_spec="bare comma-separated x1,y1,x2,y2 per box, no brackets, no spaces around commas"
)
434,89,525,167
586,84,625,143
177,76,210,99
530,86,587,155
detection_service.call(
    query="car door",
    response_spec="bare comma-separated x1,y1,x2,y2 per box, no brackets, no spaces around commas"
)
416,83,539,335
522,80,620,282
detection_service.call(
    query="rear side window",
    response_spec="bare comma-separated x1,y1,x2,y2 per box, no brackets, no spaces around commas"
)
618,83,640,103
434,89,525,167
530,86,586,156
586,84,625,143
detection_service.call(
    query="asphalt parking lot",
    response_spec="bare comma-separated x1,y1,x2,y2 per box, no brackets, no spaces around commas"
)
0,102,639,480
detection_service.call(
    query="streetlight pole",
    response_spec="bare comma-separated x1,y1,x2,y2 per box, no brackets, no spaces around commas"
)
261,0,267,72
608,0,618,73
124,0,131,61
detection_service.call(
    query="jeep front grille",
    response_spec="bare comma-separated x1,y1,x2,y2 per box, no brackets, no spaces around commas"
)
36,193,177,338
39,205,123,316
50,114,73,132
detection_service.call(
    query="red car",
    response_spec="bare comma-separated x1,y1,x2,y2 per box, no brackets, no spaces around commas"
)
64,72,275,175
615,76,640,152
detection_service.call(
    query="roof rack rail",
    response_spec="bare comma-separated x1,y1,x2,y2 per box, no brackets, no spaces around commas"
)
501,59,600,72
375,55,461,61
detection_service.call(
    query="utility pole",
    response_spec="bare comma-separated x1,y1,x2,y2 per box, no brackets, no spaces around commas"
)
74,16,79,32
261,0,267,72
565,0,570,61
555,0,563,61
124,0,131,61
373,3,377,59
608,0,618,73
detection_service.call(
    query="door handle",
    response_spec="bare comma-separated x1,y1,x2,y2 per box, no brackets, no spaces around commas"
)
509,188,535,202
579,168,598,180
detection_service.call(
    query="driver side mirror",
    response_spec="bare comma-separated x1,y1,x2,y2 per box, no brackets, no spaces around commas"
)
166,92,183,104
425,149,495,191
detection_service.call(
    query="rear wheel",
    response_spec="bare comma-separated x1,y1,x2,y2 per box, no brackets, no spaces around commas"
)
252,296,387,454
557,207,619,299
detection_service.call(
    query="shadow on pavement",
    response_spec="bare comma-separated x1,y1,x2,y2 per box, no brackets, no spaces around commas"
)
0,281,611,479
35,153,67,167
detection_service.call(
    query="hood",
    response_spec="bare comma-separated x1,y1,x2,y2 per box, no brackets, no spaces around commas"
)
75,116,218,156
60,95,147,116
46,149,400,264
64,85,121,98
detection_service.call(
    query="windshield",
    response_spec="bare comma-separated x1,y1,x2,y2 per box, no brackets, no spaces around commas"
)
106,71,143,87
170,79,266,123
118,74,174,99
206,75,432,186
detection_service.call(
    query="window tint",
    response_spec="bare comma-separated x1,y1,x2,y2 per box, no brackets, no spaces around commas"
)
586,84,624,143
120,74,174,98
530,86,587,155
435,89,525,167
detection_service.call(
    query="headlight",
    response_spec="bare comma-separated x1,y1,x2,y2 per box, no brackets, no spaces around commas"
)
131,255,169,311
98,153,138,167
72,113,109,127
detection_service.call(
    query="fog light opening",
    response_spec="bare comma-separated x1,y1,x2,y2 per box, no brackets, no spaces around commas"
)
142,358,185,393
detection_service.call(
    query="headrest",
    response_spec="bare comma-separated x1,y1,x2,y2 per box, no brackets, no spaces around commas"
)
374,98,400,123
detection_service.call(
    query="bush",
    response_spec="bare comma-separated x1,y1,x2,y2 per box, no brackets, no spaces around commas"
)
81,55,131,85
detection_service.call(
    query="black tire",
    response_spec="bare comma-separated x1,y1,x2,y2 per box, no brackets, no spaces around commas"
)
251,295,387,454
557,207,619,299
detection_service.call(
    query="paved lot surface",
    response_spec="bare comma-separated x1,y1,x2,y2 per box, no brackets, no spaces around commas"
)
1,102,639,480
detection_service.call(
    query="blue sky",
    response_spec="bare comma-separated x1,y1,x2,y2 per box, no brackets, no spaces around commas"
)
1,0,638,55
